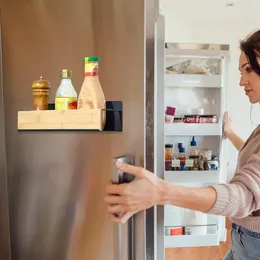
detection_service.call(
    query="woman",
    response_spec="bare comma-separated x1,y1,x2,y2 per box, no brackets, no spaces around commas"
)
105,30,260,260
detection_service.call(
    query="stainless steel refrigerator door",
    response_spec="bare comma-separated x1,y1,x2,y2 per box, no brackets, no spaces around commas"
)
0,18,11,260
154,13,166,260
144,1,165,260
0,0,150,259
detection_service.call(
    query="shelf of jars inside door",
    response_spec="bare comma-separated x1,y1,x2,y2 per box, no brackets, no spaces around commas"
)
164,205,219,248
164,50,224,88
164,136,220,183
165,92,223,137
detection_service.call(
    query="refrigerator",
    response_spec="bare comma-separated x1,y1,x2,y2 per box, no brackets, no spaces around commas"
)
0,0,165,260
163,43,229,248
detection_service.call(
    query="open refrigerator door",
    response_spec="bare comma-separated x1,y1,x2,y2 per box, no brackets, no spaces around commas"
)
163,43,230,248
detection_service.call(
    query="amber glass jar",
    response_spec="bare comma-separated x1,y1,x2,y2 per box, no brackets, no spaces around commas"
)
165,144,173,161
32,76,50,110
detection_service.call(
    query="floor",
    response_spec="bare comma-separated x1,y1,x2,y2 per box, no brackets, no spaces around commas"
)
165,218,231,260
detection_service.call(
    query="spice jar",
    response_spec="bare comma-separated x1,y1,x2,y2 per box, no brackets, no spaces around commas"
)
199,115,218,123
165,144,173,171
165,106,176,123
209,156,219,170
184,115,200,123
165,144,173,161
32,76,50,110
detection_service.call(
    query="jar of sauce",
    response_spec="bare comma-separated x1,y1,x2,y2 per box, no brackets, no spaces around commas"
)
184,115,200,123
165,144,173,161
165,144,173,171
209,155,219,170
32,76,50,110
199,115,218,123
78,56,106,127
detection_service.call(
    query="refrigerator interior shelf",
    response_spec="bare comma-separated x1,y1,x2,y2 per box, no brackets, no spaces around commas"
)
164,123,222,136
165,74,222,88
164,170,219,183
165,49,228,59
164,233,219,248
17,101,123,132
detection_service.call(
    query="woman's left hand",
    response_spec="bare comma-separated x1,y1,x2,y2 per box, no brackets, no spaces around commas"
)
104,162,165,223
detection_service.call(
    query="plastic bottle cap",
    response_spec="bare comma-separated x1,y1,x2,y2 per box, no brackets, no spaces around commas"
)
190,136,197,146
61,69,72,79
179,147,185,153
84,56,100,63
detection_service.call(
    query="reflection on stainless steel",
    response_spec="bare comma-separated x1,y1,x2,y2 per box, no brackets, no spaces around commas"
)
145,0,158,259
0,18,11,260
155,13,166,260
0,0,163,259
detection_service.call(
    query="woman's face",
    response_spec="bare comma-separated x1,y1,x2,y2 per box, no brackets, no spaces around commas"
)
239,51,260,103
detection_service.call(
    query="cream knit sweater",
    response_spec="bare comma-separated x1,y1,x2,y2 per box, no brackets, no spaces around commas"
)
208,126,260,232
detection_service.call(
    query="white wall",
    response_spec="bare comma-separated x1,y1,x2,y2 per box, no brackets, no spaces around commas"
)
160,0,260,179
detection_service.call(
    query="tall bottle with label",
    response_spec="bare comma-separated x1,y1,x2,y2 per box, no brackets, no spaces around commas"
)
178,147,186,171
189,136,199,171
55,69,77,110
78,56,106,126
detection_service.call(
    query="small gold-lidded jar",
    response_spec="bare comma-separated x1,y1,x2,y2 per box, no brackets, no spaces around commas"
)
32,76,50,110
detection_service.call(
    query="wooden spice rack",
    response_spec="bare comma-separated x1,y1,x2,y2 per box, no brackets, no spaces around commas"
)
17,101,123,132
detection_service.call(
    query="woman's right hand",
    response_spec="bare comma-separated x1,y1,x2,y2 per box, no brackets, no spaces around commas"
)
223,112,244,151
224,112,234,139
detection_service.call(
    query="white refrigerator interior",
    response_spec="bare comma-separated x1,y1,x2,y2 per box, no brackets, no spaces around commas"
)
164,44,229,248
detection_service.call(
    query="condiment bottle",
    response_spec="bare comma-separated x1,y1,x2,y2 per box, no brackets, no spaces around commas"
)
165,144,173,171
176,143,183,156
32,76,50,111
178,143,183,150
78,56,106,125
165,144,173,161
55,69,77,110
183,210,207,235
209,155,219,170
189,136,199,171
178,147,186,171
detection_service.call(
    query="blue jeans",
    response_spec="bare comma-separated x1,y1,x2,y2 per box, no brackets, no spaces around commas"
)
224,223,260,260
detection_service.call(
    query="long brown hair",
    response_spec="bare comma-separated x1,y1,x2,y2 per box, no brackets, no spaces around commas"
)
240,30,260,75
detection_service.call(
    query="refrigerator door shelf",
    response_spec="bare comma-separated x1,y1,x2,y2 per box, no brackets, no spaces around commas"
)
165,74,223,88
17,101,123,132
165,49,228,59
164,170,220,183
164,232,219,248
164,190,225,249
165,122,222,136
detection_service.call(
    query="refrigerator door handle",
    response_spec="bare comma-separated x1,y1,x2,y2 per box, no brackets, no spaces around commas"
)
112,155,135,260
112,155,135,184
117,217,135,260
128,216,135,260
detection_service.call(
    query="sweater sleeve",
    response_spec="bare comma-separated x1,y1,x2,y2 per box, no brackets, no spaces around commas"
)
207,153,260,218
